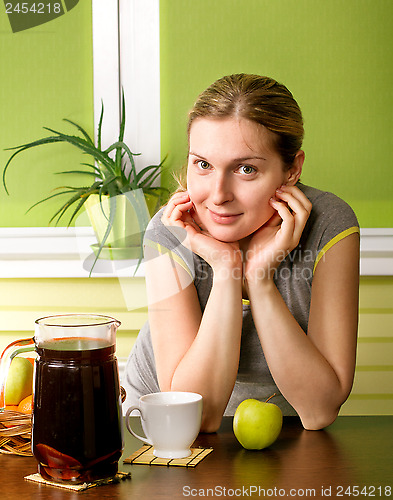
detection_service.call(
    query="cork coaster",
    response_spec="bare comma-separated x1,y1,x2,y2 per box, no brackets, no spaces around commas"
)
24,471,131,491
124,445,213,467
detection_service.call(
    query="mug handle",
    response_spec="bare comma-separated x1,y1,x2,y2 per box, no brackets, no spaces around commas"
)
125,406,153,446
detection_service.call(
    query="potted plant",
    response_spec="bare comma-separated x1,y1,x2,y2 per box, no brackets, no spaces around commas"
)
3,92,168,270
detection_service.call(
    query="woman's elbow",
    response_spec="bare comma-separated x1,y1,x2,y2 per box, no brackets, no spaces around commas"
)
300,407,340,431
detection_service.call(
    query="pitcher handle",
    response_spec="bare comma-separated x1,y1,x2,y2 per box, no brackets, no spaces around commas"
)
0,338,35,411
125,406,153,446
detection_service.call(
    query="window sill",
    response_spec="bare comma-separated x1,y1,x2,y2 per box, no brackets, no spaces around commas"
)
0,227,392,278
0,227,145,278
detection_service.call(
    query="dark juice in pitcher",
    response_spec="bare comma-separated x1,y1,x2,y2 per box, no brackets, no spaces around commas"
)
32,338,123,484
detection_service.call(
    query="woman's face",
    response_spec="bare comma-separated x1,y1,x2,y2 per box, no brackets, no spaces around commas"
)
187,117,291,243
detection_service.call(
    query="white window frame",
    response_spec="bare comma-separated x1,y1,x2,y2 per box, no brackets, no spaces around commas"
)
92,0,161,169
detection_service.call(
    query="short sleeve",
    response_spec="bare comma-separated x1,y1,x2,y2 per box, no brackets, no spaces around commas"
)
298,184,360,274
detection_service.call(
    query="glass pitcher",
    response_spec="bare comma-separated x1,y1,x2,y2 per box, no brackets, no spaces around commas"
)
0,314,123,484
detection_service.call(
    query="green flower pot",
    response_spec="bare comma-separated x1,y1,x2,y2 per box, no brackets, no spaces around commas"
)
84,192,159,258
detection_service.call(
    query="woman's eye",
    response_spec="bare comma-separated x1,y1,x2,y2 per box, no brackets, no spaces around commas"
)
239,165,256,175
197,160,210,169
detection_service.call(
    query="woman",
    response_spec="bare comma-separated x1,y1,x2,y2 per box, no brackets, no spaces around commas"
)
122,74,360,432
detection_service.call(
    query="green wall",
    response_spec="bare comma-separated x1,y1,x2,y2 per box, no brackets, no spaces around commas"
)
160,0,393,228
0,2,93,227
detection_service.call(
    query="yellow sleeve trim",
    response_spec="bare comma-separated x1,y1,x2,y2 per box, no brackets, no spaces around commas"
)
313,226,360,274
144,239,193,278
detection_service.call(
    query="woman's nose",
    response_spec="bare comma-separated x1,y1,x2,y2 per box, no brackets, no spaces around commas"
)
211,173,234,205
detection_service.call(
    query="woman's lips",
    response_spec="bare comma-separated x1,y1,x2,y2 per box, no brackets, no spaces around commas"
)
208,209,242,225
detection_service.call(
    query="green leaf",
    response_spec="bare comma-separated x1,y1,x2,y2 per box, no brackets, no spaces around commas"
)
3,137,63,193
135,164,162,188
119,89,126,143
134,156,167,187
80,162,100,171
55,170,98,177
66,195,90,227
50,191,86,225
97,101,104,151
49,184,102,226
4,135,63,152
25,189,80,214
63,118,94,145
122,189,150,274
115,89,126,171
104,141,139,185
43,127,116,172
79,162,103,178
88,188,117,275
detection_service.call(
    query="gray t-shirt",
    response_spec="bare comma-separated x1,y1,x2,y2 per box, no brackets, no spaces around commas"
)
121,183,359,416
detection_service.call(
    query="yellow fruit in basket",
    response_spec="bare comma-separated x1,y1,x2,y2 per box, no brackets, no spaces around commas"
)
5,357,34,406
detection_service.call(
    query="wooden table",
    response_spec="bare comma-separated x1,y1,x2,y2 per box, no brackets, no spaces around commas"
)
1,416,392,499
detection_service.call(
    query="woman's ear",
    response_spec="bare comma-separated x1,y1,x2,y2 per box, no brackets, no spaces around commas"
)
285,150,305,186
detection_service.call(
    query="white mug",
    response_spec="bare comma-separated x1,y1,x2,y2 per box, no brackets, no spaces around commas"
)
125,392,203,459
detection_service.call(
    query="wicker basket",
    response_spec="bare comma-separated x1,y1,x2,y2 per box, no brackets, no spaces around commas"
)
0,410,33,456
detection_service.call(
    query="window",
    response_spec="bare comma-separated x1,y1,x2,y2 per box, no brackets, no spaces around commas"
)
92,0,160,170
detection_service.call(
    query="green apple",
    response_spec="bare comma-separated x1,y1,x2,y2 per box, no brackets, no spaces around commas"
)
5,357,34,406
233,396,283,450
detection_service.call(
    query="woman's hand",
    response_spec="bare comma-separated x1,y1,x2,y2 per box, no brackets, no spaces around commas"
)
244,185,312,283
161,191,242,275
